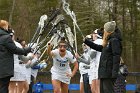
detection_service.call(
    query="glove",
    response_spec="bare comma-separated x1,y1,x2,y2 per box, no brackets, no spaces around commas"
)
32,64,40,69
30,58,39,67
32,62,47,69
25,58,39,68
39,62,47,69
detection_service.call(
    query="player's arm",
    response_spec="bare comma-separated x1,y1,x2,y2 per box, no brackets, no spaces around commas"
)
71,61,78,77
47,43,54,57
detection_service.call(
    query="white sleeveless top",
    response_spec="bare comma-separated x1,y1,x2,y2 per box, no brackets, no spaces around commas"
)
51,49,76,74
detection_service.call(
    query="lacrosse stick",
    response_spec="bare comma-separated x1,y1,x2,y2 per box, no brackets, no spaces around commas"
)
29,14,47,47
28,35,57,68
62,0,84,39
33,14,65,54
39,29,64,51
43,9,60,30
30,9,60,48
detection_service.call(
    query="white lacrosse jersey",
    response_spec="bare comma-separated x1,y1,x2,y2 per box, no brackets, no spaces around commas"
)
79,50,91,75
14,41,22,65
79,50,91,83
88,38,102,81
51,49,76,74
10,41,26,81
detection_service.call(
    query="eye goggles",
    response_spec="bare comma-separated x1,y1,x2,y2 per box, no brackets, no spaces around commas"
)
58,45,67,48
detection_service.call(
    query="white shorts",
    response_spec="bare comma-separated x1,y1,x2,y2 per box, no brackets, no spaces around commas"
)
25,67,31,84
10,64,26,81
89,71,98,84
88,63,99,84
10,71,26,81
51,73,71,84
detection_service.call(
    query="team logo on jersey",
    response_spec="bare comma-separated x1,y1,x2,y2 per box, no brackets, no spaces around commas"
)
56,58,68,63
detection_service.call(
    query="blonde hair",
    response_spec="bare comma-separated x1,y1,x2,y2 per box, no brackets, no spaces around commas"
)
0,20,9,30
102,31,113,47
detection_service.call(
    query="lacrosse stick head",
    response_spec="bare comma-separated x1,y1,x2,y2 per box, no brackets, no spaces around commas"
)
48,27,58,37
48,8,61,22
28,43,39,53
62,0,70,15
53,14,64,26
38,15,48,27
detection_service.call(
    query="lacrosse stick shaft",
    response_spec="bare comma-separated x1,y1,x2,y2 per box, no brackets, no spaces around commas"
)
38,36,56,60
35,26,55,49
39,34,58,51
43,9,60,29
73,22,77,53
30,31,43,47
29,14,47,47
34,14,65,52
33,26,56,54
62,0,85,39
29,26,41,47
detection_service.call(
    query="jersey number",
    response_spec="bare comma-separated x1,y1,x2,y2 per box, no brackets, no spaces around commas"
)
60,63,65,67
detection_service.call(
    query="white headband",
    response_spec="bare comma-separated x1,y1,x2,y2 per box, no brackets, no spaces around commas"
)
94,29,102,38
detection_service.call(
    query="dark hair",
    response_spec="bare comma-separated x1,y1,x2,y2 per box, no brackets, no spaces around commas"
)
58,37,67,45
92,28,104,38
8,28,14,36
100,27,104,31
97,28,104,37
17,38,25,44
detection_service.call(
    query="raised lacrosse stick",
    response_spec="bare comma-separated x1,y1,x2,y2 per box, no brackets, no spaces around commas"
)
29,10,61,48
29,35,57,68
37,14,64,46
33,14,65,54
29,14,47,47
62,0,84,39
39,29,65,51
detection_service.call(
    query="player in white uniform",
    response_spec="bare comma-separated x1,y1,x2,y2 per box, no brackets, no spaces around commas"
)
77,44,91,93
9,33,33,93
88,29,103,93
47,39,78,93
81,29,103,93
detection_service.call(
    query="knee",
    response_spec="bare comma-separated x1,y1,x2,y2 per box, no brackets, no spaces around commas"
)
91,87,94,91
54,87,61,93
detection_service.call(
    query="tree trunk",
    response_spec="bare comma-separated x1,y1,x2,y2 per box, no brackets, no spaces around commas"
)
112,0,118,21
